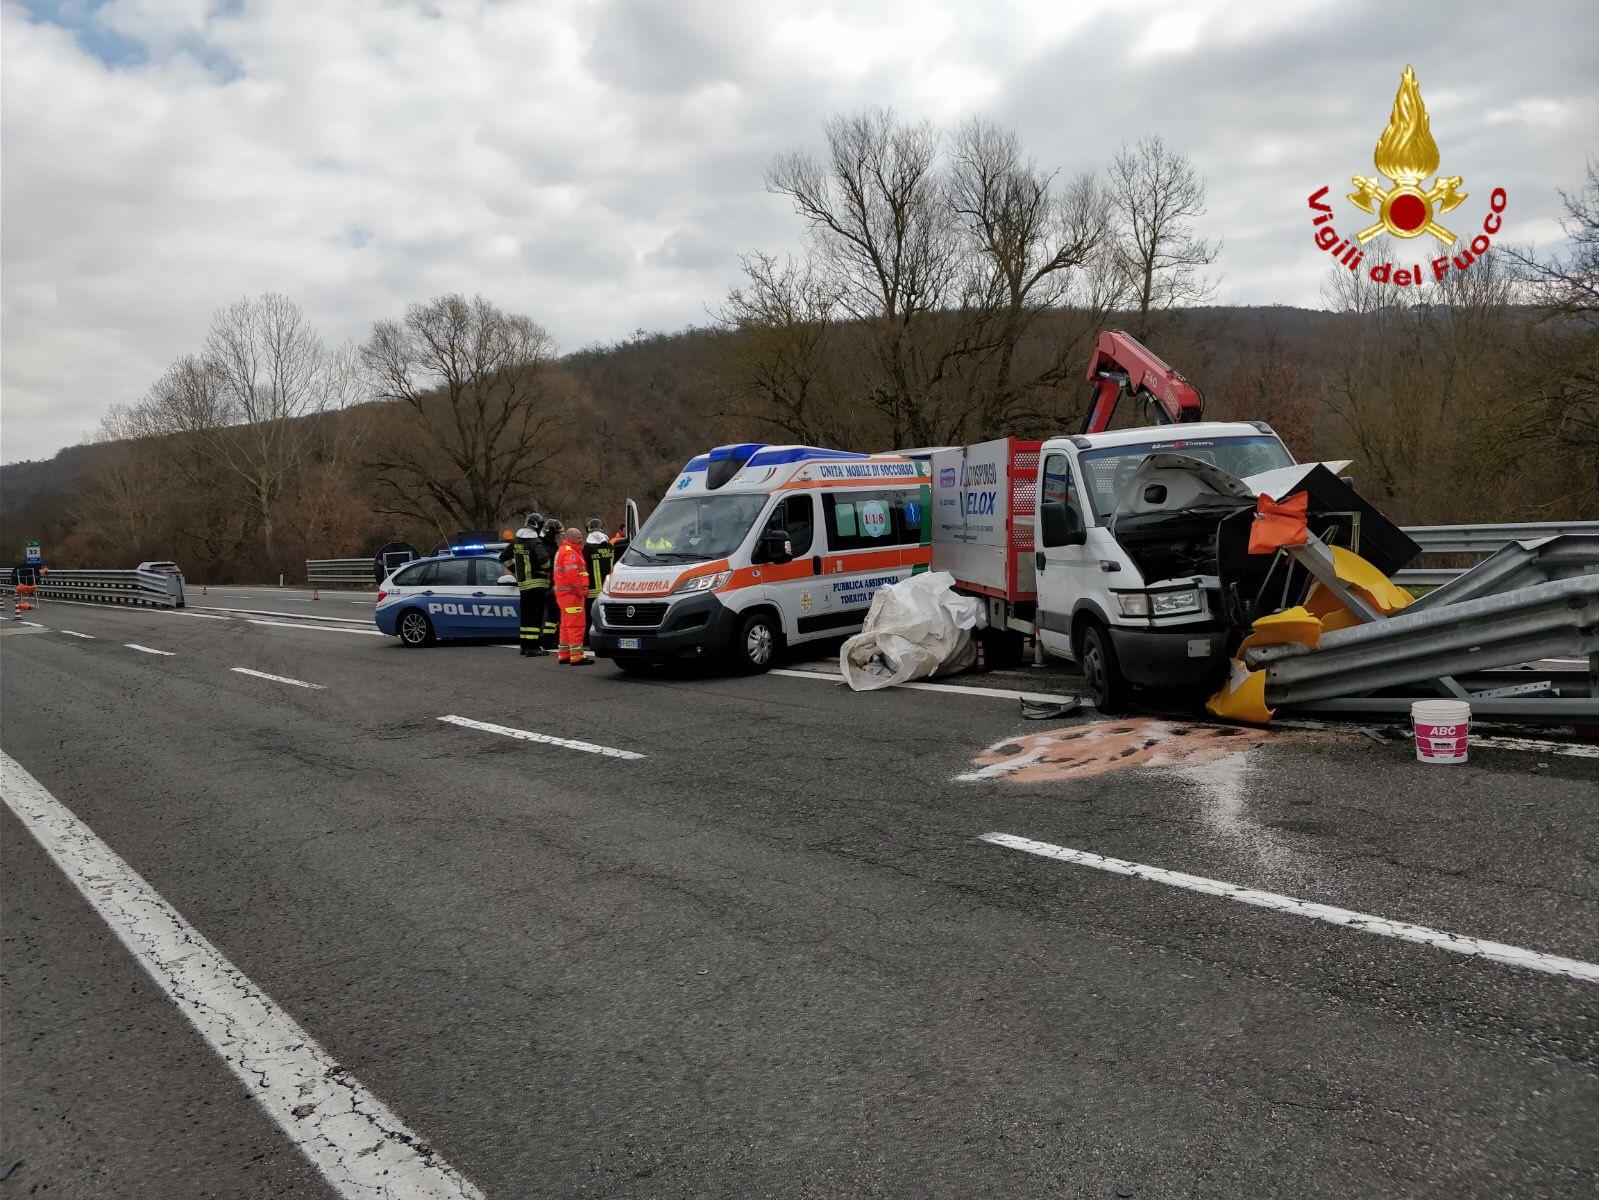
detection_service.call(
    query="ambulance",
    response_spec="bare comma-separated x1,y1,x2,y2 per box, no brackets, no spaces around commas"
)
589,443,931,672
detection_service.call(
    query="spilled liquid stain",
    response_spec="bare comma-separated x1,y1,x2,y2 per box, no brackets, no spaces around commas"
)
958,718,1270,783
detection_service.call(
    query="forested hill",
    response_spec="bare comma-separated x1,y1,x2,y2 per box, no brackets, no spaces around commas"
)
3,301,1593,583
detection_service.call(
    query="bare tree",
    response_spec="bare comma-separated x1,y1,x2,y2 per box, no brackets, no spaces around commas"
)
727,109,1120,446
200,293,342,553
1108,135,1221,340
1503,161,1599,316
713,253,856,445
764,108,969,445
361,294,560,531
948,118,1119,432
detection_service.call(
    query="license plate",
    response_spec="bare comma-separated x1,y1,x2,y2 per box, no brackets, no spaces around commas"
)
618,637,642,651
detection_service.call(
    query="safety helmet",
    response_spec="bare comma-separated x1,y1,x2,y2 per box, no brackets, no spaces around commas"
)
586,516,604,532
526,512,544,530
516,527,536,540
542,517,561,536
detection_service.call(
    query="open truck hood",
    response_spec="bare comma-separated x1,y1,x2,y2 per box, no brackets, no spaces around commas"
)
1107,454,1421,624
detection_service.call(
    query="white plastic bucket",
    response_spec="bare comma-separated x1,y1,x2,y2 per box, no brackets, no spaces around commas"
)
1412,699,1471,764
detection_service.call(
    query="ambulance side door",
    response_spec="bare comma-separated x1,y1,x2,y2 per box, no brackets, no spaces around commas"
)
758,493,818,640
815,488,917,633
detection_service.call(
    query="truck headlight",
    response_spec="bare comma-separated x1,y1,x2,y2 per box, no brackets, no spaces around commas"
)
1117,593,1151,617
1151,588,1202,616
672,570,731,595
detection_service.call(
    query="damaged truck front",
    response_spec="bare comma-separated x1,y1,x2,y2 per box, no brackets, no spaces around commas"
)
930,425,1417,711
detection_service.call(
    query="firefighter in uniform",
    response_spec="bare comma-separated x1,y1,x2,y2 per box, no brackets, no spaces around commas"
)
539,517,563,650
553,527,590,665
582,518,615,663
500,523,551,657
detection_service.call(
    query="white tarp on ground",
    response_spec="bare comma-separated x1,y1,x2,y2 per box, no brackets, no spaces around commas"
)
839,571,985,691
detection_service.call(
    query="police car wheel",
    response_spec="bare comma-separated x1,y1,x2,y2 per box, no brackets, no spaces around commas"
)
398,609,435,647
731,611,779,674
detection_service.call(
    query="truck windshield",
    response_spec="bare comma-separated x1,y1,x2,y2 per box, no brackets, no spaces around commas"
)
623,494,769,564
1078,435,1293,517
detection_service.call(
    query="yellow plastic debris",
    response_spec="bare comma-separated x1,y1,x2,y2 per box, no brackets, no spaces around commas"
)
1205,659,1274,724
1209,547,1412,726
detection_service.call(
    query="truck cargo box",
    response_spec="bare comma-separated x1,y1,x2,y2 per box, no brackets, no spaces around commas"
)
929,438,1042,601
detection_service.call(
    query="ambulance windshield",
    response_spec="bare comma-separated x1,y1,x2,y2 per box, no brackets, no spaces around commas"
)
624,494,769,564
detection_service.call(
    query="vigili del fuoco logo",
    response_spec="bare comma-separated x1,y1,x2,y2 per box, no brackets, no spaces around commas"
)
1308,65,1508,287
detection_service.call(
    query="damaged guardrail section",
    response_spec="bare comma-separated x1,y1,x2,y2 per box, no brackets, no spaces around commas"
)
1251,573,1599,715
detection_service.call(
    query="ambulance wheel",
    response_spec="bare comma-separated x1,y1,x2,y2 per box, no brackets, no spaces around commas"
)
398,609,435,647
1078,622,1128,713
730,611,780,674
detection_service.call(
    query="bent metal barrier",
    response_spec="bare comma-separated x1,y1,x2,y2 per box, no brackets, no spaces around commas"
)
1394,520,1599,586
15,567,186,609
306,558,373,586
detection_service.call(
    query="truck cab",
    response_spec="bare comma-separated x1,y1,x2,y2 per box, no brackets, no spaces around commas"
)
931,421,1295,709
1035,421,1294,707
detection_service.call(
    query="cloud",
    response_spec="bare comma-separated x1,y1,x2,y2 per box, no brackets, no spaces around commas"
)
3,0,1596,461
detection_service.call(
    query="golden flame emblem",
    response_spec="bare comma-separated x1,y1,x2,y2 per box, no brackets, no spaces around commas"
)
1347,66,1466,245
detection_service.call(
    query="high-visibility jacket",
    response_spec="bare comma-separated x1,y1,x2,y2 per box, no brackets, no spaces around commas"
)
553,542,588,596
502,538,550,591
584,537,615,598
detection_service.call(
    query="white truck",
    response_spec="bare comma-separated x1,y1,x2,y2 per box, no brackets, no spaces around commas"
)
929,422,1299,710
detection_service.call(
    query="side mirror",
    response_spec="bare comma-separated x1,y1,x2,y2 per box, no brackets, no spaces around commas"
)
1040,501,1086,547
757,529,794,564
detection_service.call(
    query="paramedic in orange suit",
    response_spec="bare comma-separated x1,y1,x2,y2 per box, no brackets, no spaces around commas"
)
553,527,590,666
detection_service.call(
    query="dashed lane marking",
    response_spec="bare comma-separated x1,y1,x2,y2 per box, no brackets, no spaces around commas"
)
246,619,385,637
771,667,1086,706
59,630,95,639
438,714,646,760
0,750,484,1200
230,667,324,689
124,643,175,656
981,832,1599,983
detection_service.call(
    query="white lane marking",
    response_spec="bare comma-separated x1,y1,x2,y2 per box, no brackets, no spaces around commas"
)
17,620,48,628
230,667,324,690
246,619,384,637
0,750,484,1199
439,714,645,760
59,630,96,639
771,667,1085,706
1454,734,1599,760
124,643,175,656
981,832,1599,983
190,605,372,626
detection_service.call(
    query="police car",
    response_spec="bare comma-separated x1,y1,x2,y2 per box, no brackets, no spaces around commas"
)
374,551,519,646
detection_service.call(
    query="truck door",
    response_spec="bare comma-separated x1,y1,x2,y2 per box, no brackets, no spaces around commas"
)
1034,451,1094,658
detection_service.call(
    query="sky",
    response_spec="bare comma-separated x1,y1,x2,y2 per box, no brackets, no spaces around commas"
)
3,0,1596,463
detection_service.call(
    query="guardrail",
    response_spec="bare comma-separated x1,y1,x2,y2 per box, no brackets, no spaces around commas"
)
1395,521,1599,587
10,568,186,609
307,558,373,586
1402,521,1599,555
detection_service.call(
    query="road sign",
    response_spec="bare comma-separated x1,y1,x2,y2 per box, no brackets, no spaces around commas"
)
25,539,41,564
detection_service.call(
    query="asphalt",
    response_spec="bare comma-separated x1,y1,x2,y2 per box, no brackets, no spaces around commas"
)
1,598,1594,1198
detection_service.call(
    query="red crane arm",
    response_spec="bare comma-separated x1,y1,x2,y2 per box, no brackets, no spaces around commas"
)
1079,330,1206,434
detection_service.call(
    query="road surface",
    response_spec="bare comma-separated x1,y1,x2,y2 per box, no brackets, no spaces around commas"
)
2,597,1595,1198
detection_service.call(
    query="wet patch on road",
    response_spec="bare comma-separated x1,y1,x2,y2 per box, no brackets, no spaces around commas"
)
957,717,1270,784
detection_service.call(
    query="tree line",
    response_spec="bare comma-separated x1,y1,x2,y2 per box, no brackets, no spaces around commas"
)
9,117,1594,582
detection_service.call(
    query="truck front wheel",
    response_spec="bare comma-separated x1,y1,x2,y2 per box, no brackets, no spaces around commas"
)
1078,622,1129,714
